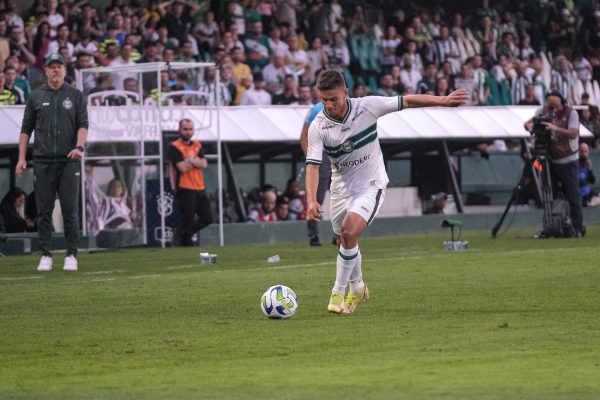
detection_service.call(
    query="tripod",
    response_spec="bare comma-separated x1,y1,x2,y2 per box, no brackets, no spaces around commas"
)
491,139,553,238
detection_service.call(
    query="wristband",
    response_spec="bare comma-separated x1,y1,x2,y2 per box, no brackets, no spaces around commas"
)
76,145,85,152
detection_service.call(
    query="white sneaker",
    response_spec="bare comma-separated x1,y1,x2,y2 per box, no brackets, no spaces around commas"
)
37,256,53,272
63,255,78,271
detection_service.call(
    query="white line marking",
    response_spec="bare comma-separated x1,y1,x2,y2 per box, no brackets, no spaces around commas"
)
84,270,125,275
0,275,44,281
165,264,198,270
127,274,162,279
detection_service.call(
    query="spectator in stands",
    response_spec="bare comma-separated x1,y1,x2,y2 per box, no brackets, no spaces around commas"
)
518,83,541,106
220,64,237,105
579,143,597,206
262,51,291,94
8,25,35,66
376,73,399,97
159,0,199,46
0,71,16,105
287,34,310,81
268,25,289,57
4,66,25,104
306,37,328,81
0,21,10,72
297,83,312,105
0,187,35,233
239,72,271,105
579,106,600,148
525,55,547,105
511,61,530,105
231,46,252,104
273,74,299,105
247,190,277,222
424,192,447,214
471,54,491,105
110,43,137,90
352,83,366,98
403,40,424,75
435,76,451,96
551,55,576,105
198,65,232,106
46,23,73,61
88,74,117,106
496,31,517,60
193,10,220,60
454,63,476,105
323,31,350,73
244,21,270,72
275,196,291,221
283,178,306,221
573,51,593,85
74,29,99,65
399,54,421,94
433,25,460,74
380,25,401,73
417,63,438,95
5,56,30,101
518,34,536,61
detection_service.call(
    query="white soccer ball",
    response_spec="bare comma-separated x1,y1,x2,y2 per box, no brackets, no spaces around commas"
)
260,285,298,319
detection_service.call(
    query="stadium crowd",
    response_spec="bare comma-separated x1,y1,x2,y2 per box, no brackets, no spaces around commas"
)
3,0,600,232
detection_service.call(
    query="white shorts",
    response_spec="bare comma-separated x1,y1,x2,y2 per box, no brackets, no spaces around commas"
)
329,187,386,235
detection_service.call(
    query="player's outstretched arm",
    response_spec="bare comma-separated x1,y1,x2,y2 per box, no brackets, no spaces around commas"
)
403,89,469,109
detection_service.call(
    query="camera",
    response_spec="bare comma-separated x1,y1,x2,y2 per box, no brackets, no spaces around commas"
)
531,115,552,154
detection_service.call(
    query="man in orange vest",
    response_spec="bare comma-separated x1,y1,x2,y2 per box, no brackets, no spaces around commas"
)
168,118,213,246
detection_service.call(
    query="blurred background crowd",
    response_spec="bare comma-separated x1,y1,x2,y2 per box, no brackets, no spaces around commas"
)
0,0,598,132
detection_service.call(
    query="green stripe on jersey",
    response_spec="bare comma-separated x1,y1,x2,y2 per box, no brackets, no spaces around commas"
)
325,131,378,158
324,123,377,153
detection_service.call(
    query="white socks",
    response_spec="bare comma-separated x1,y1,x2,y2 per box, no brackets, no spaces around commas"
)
348,249,364,295
333,245,359,295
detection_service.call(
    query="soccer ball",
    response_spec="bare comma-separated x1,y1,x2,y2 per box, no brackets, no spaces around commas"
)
260,285,298,319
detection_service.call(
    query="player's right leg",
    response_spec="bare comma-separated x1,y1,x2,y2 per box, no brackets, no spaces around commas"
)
342,187,385,314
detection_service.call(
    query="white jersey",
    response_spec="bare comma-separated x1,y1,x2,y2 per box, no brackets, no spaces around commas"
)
306,96,403,198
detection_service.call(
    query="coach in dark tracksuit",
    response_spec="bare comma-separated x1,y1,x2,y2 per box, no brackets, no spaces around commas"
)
16,54,88,272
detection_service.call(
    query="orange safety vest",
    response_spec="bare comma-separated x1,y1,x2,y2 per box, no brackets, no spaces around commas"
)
170,138,205,191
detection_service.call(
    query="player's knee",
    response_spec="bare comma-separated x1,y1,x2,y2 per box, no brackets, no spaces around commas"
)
340,227,357,248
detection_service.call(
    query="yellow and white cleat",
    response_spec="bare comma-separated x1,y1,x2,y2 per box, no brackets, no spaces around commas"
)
342,284,369,314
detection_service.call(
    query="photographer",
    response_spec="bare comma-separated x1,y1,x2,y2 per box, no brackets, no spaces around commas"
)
524,91,584,236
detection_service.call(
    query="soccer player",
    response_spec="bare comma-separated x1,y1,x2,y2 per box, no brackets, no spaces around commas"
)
305,70,468,314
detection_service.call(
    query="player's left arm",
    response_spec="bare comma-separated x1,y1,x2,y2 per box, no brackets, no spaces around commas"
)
404,89,469,108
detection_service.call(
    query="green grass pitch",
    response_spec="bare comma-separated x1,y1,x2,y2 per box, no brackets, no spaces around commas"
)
1,227,599,399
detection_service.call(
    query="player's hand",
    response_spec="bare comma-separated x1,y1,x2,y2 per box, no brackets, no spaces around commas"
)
67,148,84,159
444,89,469,107
15,159,27,178
306,201,323,222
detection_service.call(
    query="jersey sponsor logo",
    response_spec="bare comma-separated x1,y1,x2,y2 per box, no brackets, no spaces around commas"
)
351,110,365,122
341,127,351,132
341,139,355,153
62,98,73,110
322,123,336,130
361,206,369,212
333,153,370,169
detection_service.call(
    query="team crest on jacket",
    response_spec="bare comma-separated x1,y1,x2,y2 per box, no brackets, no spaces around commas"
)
341,139,355,153
62,98,73,110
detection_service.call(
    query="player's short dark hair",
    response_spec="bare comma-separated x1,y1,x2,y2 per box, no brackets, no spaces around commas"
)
317,70,345,91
